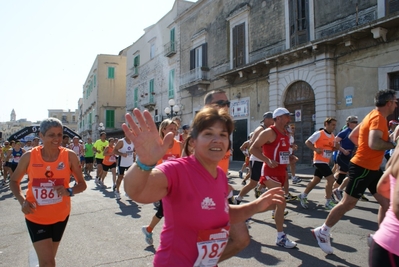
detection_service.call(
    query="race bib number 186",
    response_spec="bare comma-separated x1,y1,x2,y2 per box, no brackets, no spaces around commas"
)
32,178,64,206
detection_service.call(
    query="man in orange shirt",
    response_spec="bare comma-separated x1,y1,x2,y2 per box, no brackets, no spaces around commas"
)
312,89,397,255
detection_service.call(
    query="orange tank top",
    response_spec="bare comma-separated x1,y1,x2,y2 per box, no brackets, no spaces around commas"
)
218,150,231,175
313,130,335,164
25,146,71,224
102,145,117,166
157,139,182,165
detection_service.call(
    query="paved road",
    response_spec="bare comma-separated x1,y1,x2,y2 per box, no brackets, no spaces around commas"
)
0,162,378,267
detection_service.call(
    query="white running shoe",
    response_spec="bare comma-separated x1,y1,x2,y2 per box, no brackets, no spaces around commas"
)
142,226,153,246
292,176,302,184
311,226,333,254
298,194,308,209
276,234,297,248
333,189,343,201
115,191,121,200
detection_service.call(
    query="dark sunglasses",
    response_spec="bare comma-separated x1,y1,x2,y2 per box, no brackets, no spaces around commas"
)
351,121,358,123
213,100,230,108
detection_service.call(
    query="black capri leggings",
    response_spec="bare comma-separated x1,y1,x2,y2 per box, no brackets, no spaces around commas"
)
155,200,163,219
369,240,399,267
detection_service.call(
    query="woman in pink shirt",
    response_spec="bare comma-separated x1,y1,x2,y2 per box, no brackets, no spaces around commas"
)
123,107,285,267
369,144,399,266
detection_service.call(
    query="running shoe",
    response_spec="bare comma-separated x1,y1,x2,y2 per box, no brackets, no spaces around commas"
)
153,201,160,208
332,189,343,201
232,196,242,205
285,193,297,202
254,187,261,199
276,234,297,248
325,199,336,210
311,226,333,254
113,185,116,192
298,194,308,209
141,226,153,246
272,210,289,219
239,170,243,178
95,177,99,184
292,176,302,184
241,180,246,186
360,194,369,202
115,191,121,200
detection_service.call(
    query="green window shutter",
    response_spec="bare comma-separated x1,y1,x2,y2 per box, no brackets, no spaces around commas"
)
108,67,115,79
134,55,140,66
94,75,96,87
170,28,175,51
168,69,175,98
89,112,92,125
149,79,154,103
106,110,115,128
134,87,138,108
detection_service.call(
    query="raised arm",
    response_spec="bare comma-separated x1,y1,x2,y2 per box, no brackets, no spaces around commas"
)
122,109,173,203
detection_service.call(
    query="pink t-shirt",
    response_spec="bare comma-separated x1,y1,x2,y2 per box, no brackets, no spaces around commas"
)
154,155,230,267
373,174,399,256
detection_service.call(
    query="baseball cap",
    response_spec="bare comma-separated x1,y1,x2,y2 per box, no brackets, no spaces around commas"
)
272,107,293,119
182,124,189,130
346,115,358,123
260,111,273,123
73,136,79,139
389,120,399,126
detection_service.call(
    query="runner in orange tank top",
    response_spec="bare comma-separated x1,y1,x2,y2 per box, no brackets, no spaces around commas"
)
9,118,86,267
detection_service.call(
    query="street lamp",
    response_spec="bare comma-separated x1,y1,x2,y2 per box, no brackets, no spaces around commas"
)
164,99,180,119
98,122,105,140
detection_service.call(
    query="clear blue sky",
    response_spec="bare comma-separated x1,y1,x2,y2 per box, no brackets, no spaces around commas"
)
0,0,194,122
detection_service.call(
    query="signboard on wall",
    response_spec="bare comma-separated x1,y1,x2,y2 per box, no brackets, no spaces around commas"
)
231,99,249,118
295,109,302,122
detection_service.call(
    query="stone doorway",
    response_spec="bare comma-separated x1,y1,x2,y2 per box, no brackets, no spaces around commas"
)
284,81,315,165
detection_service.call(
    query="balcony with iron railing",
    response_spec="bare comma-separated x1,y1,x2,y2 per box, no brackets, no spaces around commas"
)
164,41,176,57
179,67,210,93
130,66,140,78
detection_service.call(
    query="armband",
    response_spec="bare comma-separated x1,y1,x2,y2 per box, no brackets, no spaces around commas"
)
136,159,156,171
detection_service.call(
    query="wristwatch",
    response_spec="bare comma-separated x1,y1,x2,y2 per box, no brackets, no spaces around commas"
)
67,188,74,197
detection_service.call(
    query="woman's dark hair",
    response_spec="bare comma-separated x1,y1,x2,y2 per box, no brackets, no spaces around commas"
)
184,106,234,156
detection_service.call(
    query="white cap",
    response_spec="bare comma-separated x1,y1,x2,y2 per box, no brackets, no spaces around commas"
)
273,107,292,118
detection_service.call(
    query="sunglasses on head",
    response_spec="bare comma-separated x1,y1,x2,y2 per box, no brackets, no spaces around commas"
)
213,100,230,108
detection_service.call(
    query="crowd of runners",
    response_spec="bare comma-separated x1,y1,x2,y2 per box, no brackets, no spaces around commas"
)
1,89,399,266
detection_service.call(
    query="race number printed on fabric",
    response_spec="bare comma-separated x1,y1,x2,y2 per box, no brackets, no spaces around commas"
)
32,178,64,206
109,155,116,162
194,226,230,267
279,152,290,164
323,150,332,159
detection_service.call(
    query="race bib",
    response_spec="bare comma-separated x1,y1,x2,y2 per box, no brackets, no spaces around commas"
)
126,151,133,157
13,156,21,163
194,226,230,267
323,150,332,158
279,152,290,164
109,155,116,162
32,178,64,206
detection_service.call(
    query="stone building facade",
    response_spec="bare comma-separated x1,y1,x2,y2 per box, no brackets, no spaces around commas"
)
175,0,399,163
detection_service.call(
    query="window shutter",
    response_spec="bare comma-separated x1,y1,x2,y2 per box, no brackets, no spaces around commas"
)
106,110,115,128
170,28,175,51
202,43,208,68
169,69,175,98
233,23,245,67
190,49,195,70
149,79,154,103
